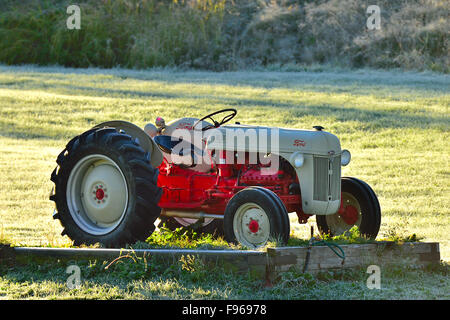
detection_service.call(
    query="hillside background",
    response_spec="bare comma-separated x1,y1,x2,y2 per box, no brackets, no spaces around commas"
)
0,0,448,72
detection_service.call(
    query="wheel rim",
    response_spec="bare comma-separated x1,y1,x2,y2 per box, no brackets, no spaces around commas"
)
326,192,362,235
233,202,270,248
66,154,129,235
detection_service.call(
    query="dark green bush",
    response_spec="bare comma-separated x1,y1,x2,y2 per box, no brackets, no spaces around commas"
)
0,0,447,72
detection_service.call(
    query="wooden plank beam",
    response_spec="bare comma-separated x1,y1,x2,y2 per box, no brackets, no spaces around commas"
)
266,242,440,279
11,247,267,277
2,242,440,280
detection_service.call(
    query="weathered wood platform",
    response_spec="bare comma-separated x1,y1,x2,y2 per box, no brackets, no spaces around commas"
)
0,242,441,280
266,242,441,276
3,246,268,277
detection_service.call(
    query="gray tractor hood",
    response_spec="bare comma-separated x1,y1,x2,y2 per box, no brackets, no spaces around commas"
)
205,124,342,156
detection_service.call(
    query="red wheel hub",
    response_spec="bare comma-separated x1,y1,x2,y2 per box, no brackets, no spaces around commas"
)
248,220,259,233
95,188,105,201
340,205,359,225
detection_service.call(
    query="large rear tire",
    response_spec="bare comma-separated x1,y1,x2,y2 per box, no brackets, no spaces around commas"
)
316,177,381,239
50,127,162,247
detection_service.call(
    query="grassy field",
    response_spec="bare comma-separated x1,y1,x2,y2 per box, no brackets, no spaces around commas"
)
0,65,448,299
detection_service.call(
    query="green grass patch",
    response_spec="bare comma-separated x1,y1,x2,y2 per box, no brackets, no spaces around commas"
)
286,226,422,248
140,225,232,250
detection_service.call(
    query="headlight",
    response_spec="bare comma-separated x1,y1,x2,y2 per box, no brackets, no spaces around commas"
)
341,149,351,166
290,152,304,168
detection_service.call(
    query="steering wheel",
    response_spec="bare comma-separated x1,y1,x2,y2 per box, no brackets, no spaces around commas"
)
192,108,237,131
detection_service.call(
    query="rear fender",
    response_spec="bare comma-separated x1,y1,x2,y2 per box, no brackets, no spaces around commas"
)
92,120,163,167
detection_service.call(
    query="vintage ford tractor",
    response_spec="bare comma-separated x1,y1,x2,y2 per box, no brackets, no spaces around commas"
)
50,109,381,248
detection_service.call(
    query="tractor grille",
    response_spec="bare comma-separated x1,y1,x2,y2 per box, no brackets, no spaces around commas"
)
313,155,341,201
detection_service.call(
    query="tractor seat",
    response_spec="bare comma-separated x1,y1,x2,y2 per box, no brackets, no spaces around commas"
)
153,135,203,167
154,135,183,154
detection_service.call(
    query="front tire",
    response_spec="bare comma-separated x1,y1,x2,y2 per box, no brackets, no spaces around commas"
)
316,177,381,239
50,127,162,247
224,187,290,248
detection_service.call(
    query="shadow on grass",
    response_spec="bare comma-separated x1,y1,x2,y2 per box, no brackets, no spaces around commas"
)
0,67,448,141
2,65,449,96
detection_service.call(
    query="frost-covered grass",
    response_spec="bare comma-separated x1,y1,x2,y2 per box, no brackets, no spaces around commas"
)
0,257,448,300
0,65,448,299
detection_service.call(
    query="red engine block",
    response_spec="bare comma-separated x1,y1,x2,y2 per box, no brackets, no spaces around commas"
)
157,151,311,223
